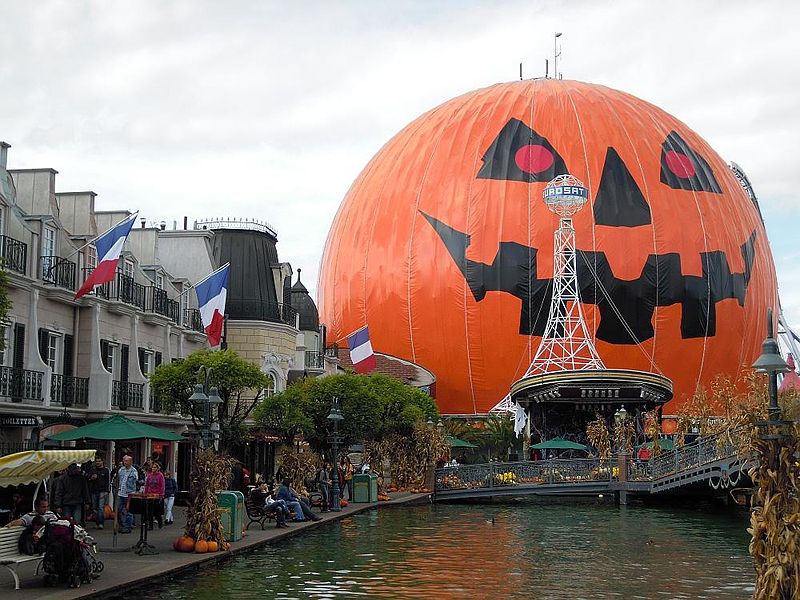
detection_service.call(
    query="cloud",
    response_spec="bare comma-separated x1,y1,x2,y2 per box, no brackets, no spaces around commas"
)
0,0,798,313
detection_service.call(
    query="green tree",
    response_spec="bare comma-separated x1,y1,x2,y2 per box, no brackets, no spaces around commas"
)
479,415,518,461
149,349,272,452
254,372,438,453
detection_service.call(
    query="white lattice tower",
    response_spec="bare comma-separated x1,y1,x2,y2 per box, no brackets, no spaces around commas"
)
526,175,604,375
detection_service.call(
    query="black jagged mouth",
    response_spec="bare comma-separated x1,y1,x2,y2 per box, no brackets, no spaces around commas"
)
420,211,755,344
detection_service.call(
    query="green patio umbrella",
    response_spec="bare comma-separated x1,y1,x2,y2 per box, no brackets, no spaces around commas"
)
48,414,183,442
530,437,587,451
638,438,675,452
445,435,478,449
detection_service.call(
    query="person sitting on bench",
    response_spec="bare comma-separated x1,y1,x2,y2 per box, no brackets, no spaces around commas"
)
249,483,290,528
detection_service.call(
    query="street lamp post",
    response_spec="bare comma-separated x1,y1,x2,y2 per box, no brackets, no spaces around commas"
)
188,366,223,450
614,405,629,505
751,309,789,417
327,397,344,513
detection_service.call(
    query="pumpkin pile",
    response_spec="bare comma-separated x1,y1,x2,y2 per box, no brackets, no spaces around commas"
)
174,449,233,554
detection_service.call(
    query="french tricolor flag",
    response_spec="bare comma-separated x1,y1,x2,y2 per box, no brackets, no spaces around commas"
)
347,326,376,374
195,263,230,348
74,213,137,301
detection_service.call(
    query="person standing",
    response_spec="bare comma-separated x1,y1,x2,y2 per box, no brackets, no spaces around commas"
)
318,463,331,512
144,462,165,529
115,455,138,533
87,457,111,529
54,463,91,525
163,470,177,525
341,456,354,501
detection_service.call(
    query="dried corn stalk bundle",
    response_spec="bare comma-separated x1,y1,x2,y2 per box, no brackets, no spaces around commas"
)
184,449,233,546
367,424,449,490
747,415,800,600
277,446,320,495
612,419,634,455
586,415,611,461
642,409,662,456
675,385,716,447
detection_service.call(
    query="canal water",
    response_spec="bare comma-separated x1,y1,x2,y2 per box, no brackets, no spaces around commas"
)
134,501,754,599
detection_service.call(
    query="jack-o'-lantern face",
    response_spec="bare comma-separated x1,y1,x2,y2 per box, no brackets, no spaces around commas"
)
318,79,777,415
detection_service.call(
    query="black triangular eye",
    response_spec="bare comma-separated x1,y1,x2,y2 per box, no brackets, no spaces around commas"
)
594,147,651,227
477,118,568,182
660,131,722,193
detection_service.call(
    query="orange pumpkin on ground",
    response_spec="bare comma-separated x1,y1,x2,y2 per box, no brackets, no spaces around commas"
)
177,536,195,552
194,539,209,553
206,540,219,552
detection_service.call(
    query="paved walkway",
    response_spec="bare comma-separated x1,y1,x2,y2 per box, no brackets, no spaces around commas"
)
1,492,430,598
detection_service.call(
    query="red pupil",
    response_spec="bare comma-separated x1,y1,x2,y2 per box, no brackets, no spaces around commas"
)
664,150,696,178
515,144,554,174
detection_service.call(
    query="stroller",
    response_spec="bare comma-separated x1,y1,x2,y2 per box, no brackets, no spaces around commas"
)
40,519,104,588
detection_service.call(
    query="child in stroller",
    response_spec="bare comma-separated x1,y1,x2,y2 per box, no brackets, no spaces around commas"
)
40,519,104,588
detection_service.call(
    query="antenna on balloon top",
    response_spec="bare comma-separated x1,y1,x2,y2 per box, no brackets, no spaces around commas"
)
519,62,523,81
545,59,549,79
554,32,563,79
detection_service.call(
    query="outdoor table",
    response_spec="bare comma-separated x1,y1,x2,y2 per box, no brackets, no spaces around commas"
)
128,493,163,555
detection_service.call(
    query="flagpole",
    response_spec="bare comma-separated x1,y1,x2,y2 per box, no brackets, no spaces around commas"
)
192,262,230,289
61,212,139,262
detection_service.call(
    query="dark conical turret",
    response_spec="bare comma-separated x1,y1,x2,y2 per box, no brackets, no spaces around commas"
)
291,269,319,331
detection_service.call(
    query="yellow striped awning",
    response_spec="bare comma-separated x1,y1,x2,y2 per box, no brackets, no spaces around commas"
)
0,450,96,487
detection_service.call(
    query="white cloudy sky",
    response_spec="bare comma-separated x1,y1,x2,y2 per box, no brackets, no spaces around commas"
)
1,0,799,326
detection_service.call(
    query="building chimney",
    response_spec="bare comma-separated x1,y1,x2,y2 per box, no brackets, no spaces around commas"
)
159,220,166,231
141,218,146,229
172,220,177,230
183,216,188,230
0,142,10,170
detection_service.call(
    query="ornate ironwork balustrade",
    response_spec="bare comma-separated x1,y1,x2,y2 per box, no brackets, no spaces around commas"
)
0,235,27,275
51,374,89,407
112,380,145,410
40,256,77,290
0,366,43,402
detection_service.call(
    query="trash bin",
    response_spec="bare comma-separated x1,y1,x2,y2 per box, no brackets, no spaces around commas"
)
368,474,378,502
353,474,372,503
216,491,244,541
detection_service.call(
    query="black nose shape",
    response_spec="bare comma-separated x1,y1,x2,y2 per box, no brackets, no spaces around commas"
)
593,147,651,227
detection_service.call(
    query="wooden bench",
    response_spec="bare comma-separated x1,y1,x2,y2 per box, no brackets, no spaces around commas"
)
0,527,43,590
244,498,273,530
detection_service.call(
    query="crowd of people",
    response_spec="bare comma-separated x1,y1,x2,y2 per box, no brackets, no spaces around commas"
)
247,455,359,528
1,453,178,536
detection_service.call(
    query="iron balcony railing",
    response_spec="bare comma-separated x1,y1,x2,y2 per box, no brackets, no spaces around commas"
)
148,391,173,414
323,345,339,358
435,458,611,493
40,256,77,290
226,299,298,326
112,380,144,410
50,374,89,407
0,441,38,457
182,308,204,332
305,351,325,369
649,431,736,480
0,366,44,402
86,269,146,310
145,286,180,322
0,235,27,275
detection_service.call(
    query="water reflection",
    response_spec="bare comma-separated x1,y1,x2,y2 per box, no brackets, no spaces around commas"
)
133,502,753,599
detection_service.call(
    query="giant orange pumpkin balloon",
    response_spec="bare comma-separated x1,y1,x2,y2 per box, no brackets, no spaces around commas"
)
318,79,778,416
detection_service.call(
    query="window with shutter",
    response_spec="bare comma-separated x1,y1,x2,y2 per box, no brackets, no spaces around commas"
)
13,324,25,370
63,335,74,377
38,329,48,364
138,348,146,374
155,352,162,367
120,345,129,382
